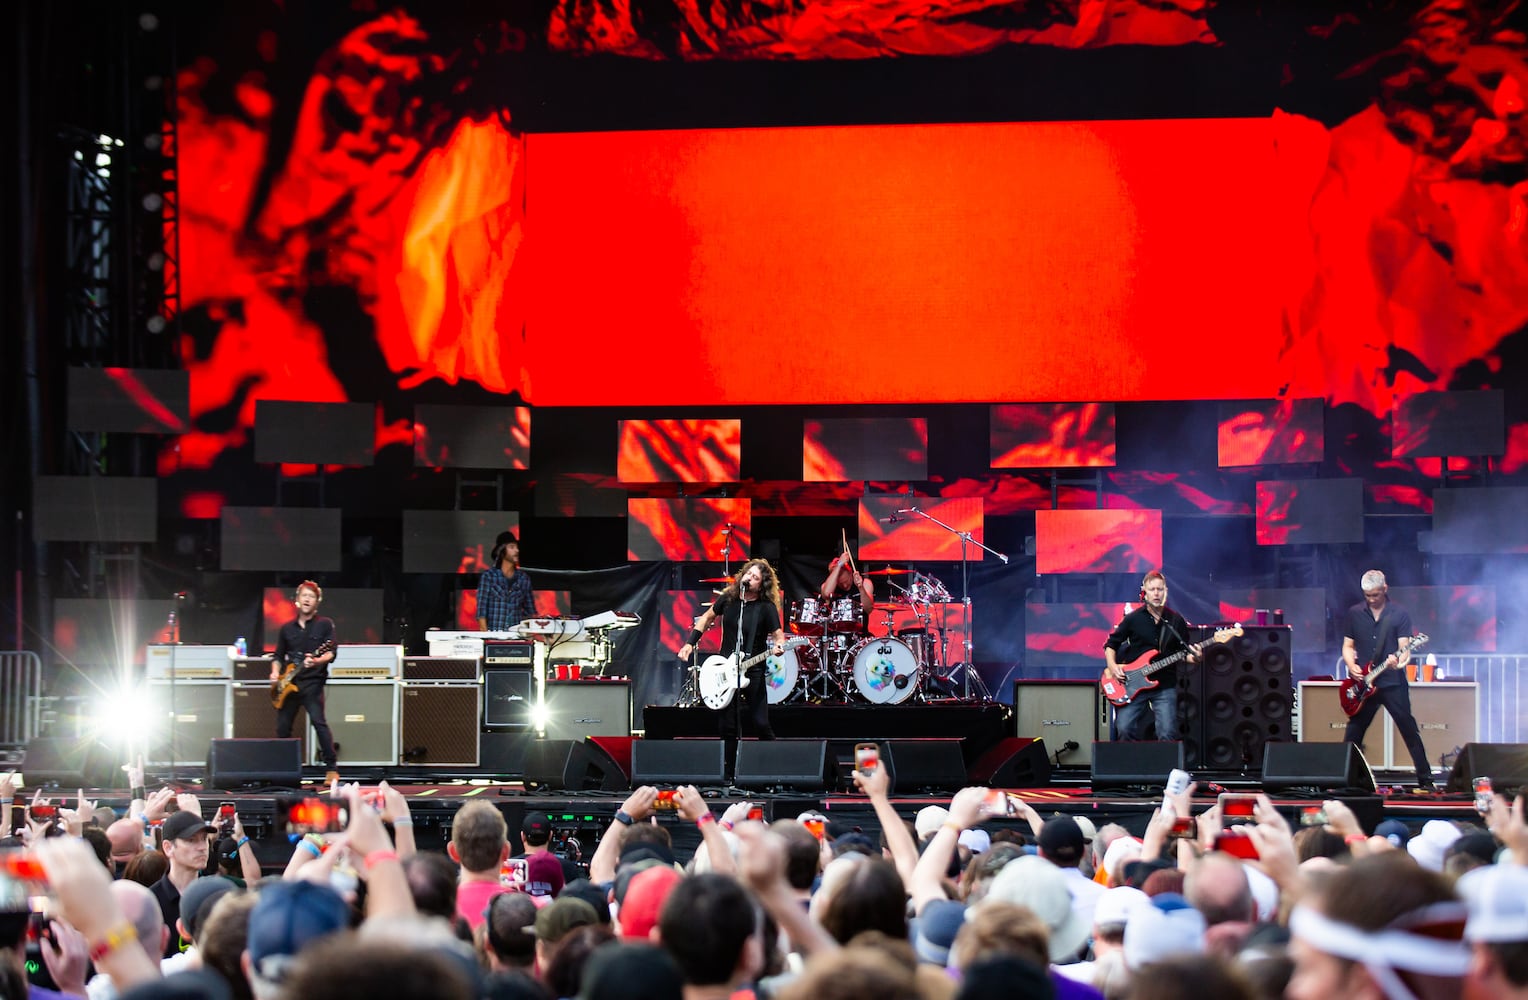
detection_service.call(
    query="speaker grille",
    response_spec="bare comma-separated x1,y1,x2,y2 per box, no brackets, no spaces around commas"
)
232,684,310,760
1199,626,1291,772
400,686,480,765
315,682,397,765
145,681,229,766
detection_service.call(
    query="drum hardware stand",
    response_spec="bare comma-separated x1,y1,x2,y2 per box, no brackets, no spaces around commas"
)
804,632,849,702
894,507,1008,702
677,652,703,707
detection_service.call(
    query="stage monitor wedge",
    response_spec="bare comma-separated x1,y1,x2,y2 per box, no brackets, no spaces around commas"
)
206,738,303,789
632,739,726,786
735,740,830,791
1091,741,1184,792
1262,742,1376,793
1444,742,1528,793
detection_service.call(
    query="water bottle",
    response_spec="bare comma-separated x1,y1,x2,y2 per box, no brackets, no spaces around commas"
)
235,636,247,657
1162,768,1192,814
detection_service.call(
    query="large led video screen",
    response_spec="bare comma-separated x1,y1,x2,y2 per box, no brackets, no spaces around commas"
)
1034,509,1162,575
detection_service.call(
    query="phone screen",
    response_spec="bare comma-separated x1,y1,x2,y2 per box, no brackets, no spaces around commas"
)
1214,831,1260,859
29,804,56,819
654,790,677,811
284,797,347,835
218,803,236,819
1217,793,1258,824
855,743,879,774
746,806,764,822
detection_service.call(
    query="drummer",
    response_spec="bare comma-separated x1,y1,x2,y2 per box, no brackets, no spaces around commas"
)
821,550,876,631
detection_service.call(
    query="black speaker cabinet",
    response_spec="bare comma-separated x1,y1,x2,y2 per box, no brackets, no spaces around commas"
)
1012,680,1102,765
206,738,303,789
735,740,830,790
1262,742,1376,793
522,738,627,791
1199,626,1293,771
400,685,480,766
22,738,116,788
1445,742,1528,793
146,680,230,766
1091,741,1184,791
883,739,968,792
632,739,726,785
523,739,577,790
314,682,397,766
969,737,1052,788
232,684,310,761
543,681,631,741
483,668,534,729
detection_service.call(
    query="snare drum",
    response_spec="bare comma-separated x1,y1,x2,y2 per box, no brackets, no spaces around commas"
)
765,646,805,704
829,597,862,633
850,637,921,705
791,597,829,635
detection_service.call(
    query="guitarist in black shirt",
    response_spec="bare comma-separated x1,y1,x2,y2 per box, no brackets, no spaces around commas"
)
1103,571,1202,741
1341,569,1435,792
269,580,340,784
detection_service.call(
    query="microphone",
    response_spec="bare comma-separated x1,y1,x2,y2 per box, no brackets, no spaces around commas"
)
881,515,900,523
722,523,733,534
173,591,189,599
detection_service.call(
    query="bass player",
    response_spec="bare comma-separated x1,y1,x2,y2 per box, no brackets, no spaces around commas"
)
269,579,340,784
677,559,785,768
1103,570,1201,741
1341,569,1435,792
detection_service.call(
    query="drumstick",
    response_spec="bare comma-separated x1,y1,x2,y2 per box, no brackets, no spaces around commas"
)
841,531,857,575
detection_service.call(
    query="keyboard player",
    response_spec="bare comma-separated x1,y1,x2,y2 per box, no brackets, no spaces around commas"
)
477,530,535,631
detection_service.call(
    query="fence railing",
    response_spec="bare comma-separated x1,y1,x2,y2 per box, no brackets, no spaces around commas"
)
1431,655,1526,744
0,651,43,744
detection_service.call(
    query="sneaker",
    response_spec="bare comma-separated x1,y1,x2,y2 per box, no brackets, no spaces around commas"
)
1414,782,1438,794
325,770,341,786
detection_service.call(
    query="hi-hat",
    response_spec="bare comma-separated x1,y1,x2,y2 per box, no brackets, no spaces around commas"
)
864,567,910,576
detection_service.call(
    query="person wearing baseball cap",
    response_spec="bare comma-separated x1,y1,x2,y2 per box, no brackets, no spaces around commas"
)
1038,815,1104,931
148,810,218,958
1459,863,1528,999
514,812,582,884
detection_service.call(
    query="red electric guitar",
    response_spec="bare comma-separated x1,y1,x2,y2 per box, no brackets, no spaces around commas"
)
1338,633,1429,717
1099,625,1243,708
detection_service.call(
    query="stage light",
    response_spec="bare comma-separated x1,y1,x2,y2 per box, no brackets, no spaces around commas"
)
87,683,163,751
138,12,159,31
146,315,167,334
530,700,550,735
142,193,162,212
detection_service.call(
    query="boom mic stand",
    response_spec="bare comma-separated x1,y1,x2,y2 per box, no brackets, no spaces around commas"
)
894,507,1008,701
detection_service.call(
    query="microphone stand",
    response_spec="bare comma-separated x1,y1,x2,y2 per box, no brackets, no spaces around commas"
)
895,507,1008,701
165,596,184,786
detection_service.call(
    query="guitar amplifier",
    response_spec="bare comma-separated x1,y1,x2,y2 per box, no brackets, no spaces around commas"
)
146,645,234,680
233,657,275,683
312,681,397,766
1298,681,1478,769
402,657,480,682
543,681,631,741
485,641,534,666
145,680,231,765
231,684,310,760
400,685,480,766
328,644,402,679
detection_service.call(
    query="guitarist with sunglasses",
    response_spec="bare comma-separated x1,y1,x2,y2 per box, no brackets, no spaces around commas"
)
1341,569,1436,792
268,580,340,784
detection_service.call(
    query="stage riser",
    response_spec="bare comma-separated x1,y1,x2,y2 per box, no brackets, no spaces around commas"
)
642,705,1009,763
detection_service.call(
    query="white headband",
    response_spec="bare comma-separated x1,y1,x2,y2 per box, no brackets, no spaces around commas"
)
1290,904,1472,984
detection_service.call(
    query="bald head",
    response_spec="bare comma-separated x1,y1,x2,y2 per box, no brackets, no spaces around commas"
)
106,817,145,865
110,879,168,961
1186,853,1254,926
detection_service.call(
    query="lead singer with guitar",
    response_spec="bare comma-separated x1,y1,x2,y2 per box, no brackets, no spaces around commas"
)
678,559,785,760
1342,570,1435,791
1104,571,1201,741
269,580,340,784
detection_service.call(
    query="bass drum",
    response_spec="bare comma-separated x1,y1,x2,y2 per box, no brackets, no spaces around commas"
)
850,637,920,705
765,646,806,704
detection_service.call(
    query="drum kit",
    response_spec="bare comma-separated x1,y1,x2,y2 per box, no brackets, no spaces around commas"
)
767,568,961,706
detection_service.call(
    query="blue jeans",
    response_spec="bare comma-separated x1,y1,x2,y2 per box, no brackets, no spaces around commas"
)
1114,684,1178,742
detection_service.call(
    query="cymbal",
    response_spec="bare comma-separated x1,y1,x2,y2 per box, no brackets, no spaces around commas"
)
864,567,910,577
872,602,906,611
698,576,733,584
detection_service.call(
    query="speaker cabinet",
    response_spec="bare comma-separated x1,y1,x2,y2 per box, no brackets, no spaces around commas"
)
969,737,1052,787
522,738,628,791
883,739,968,792
735,740,830,790
313,682,397,766
400,685,480,766
484,668,534,729
523,739,577,789
145,680,230,766
1299,682,1478,770
632,739,727,785
479,731,532,776
22,738,116,788
1445,742,1528,793
1091,741,1183,791
543,681,631,741
1263,742,1375,792
206,738,303,789
232,684,310,760
1012,680,1102,765
1199,626,1292,771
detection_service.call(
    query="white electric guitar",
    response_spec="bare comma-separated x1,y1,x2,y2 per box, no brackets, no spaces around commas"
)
700,637,811,710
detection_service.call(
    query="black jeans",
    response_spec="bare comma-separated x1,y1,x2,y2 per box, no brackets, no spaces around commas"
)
275,680,338,769
1344,681,1432,784
718,664,775,775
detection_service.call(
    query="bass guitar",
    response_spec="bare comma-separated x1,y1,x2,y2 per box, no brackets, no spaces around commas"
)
700,637,812,710
271,639,335,709
1099,625,1243,708
1338,633,1429,717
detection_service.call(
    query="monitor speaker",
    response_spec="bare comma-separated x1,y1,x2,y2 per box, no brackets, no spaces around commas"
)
543,682,631,740
1091,741,1184,791
22,738,115,788
522,738,628,791
483,668,534,729
205,738,303,789
631,739,726,785
968,737,1052,787
1445,743,1528,793
1262,742,1376,792
883,739,968,792
735,740,830,790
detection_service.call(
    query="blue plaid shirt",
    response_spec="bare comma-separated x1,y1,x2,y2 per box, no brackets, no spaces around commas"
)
477,566,535,630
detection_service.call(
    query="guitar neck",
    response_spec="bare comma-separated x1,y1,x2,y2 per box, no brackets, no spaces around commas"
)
1142,648,1189,676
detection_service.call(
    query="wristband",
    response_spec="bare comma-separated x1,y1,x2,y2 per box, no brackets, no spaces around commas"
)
363,849,399,868
720,820,734,831
1344,834,1367,845
390,816,414,827
686,628,703,647
88,923,138,963
130,786,146,800
614,810,635,826
696,812,716,828
298,839,322,857
236,836,251,849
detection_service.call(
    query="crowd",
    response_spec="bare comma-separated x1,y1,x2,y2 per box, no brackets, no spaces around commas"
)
1,760,1526,1000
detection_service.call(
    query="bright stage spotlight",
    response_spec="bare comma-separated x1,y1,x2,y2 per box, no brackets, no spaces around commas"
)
86,684,163,752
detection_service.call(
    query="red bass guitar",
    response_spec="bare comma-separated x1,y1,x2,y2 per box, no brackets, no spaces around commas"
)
1099,625,1243,708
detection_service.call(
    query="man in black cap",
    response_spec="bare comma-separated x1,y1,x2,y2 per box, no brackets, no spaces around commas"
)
513,812,584,883
477,531,534,632
1038,815,1104,931
149,809,219,958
